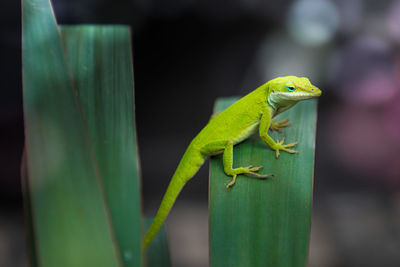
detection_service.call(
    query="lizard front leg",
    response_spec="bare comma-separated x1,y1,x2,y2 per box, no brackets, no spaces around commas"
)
201,140,273,189
259,108,298,158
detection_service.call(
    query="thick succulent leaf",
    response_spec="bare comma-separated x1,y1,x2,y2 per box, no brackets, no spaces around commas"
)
22,0,121,266
60,25,143,267
209,98,317,267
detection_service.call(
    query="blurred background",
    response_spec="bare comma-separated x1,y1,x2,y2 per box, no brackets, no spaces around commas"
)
2,0,400,266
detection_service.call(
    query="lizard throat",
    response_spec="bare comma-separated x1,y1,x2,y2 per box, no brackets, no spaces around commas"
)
267,94,279,110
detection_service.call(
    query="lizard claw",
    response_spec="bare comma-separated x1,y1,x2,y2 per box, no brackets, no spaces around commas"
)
248,166,262,172
226,175,237,189
274,138,299,158
246,166,273,178
270,118,291,131
226,166,273,189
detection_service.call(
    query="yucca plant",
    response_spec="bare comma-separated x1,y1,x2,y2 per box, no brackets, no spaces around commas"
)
21,0,317,266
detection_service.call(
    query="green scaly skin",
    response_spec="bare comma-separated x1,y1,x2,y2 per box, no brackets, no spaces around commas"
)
143,76,321,250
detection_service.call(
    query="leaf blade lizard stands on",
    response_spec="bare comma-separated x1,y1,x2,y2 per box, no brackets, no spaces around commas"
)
143,76,321,250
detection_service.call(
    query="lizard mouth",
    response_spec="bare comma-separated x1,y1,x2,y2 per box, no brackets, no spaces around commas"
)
270,91,320,101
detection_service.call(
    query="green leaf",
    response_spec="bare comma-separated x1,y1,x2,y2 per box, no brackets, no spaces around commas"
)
143,217,171,267
22,0,122,266
60,25,143,267
21,153,38,267
209,98,317,267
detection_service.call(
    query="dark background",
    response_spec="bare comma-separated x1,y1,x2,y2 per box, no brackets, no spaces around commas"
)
2,0,400,266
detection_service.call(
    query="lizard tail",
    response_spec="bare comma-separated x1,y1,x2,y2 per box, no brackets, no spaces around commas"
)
143,146,205,250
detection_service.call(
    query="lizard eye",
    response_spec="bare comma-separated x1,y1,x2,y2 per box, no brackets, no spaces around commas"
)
285,85,295,92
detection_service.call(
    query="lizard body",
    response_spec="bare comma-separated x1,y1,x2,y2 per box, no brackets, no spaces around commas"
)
143,76,321,249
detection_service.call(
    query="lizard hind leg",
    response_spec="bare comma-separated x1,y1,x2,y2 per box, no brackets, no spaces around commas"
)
222,140,273,189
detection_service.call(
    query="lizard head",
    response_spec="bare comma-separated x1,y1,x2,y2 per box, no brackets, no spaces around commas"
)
268,76,321,103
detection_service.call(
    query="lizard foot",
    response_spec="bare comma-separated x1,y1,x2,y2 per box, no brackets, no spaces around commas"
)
274,138,298,159
226,166,273,189
270,118,291,131
226,175,238,189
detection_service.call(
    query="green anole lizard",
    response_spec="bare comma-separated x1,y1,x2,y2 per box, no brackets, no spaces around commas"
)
143,76,321,249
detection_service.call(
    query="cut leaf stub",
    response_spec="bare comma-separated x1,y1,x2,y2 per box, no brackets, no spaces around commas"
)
209,98,317,267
